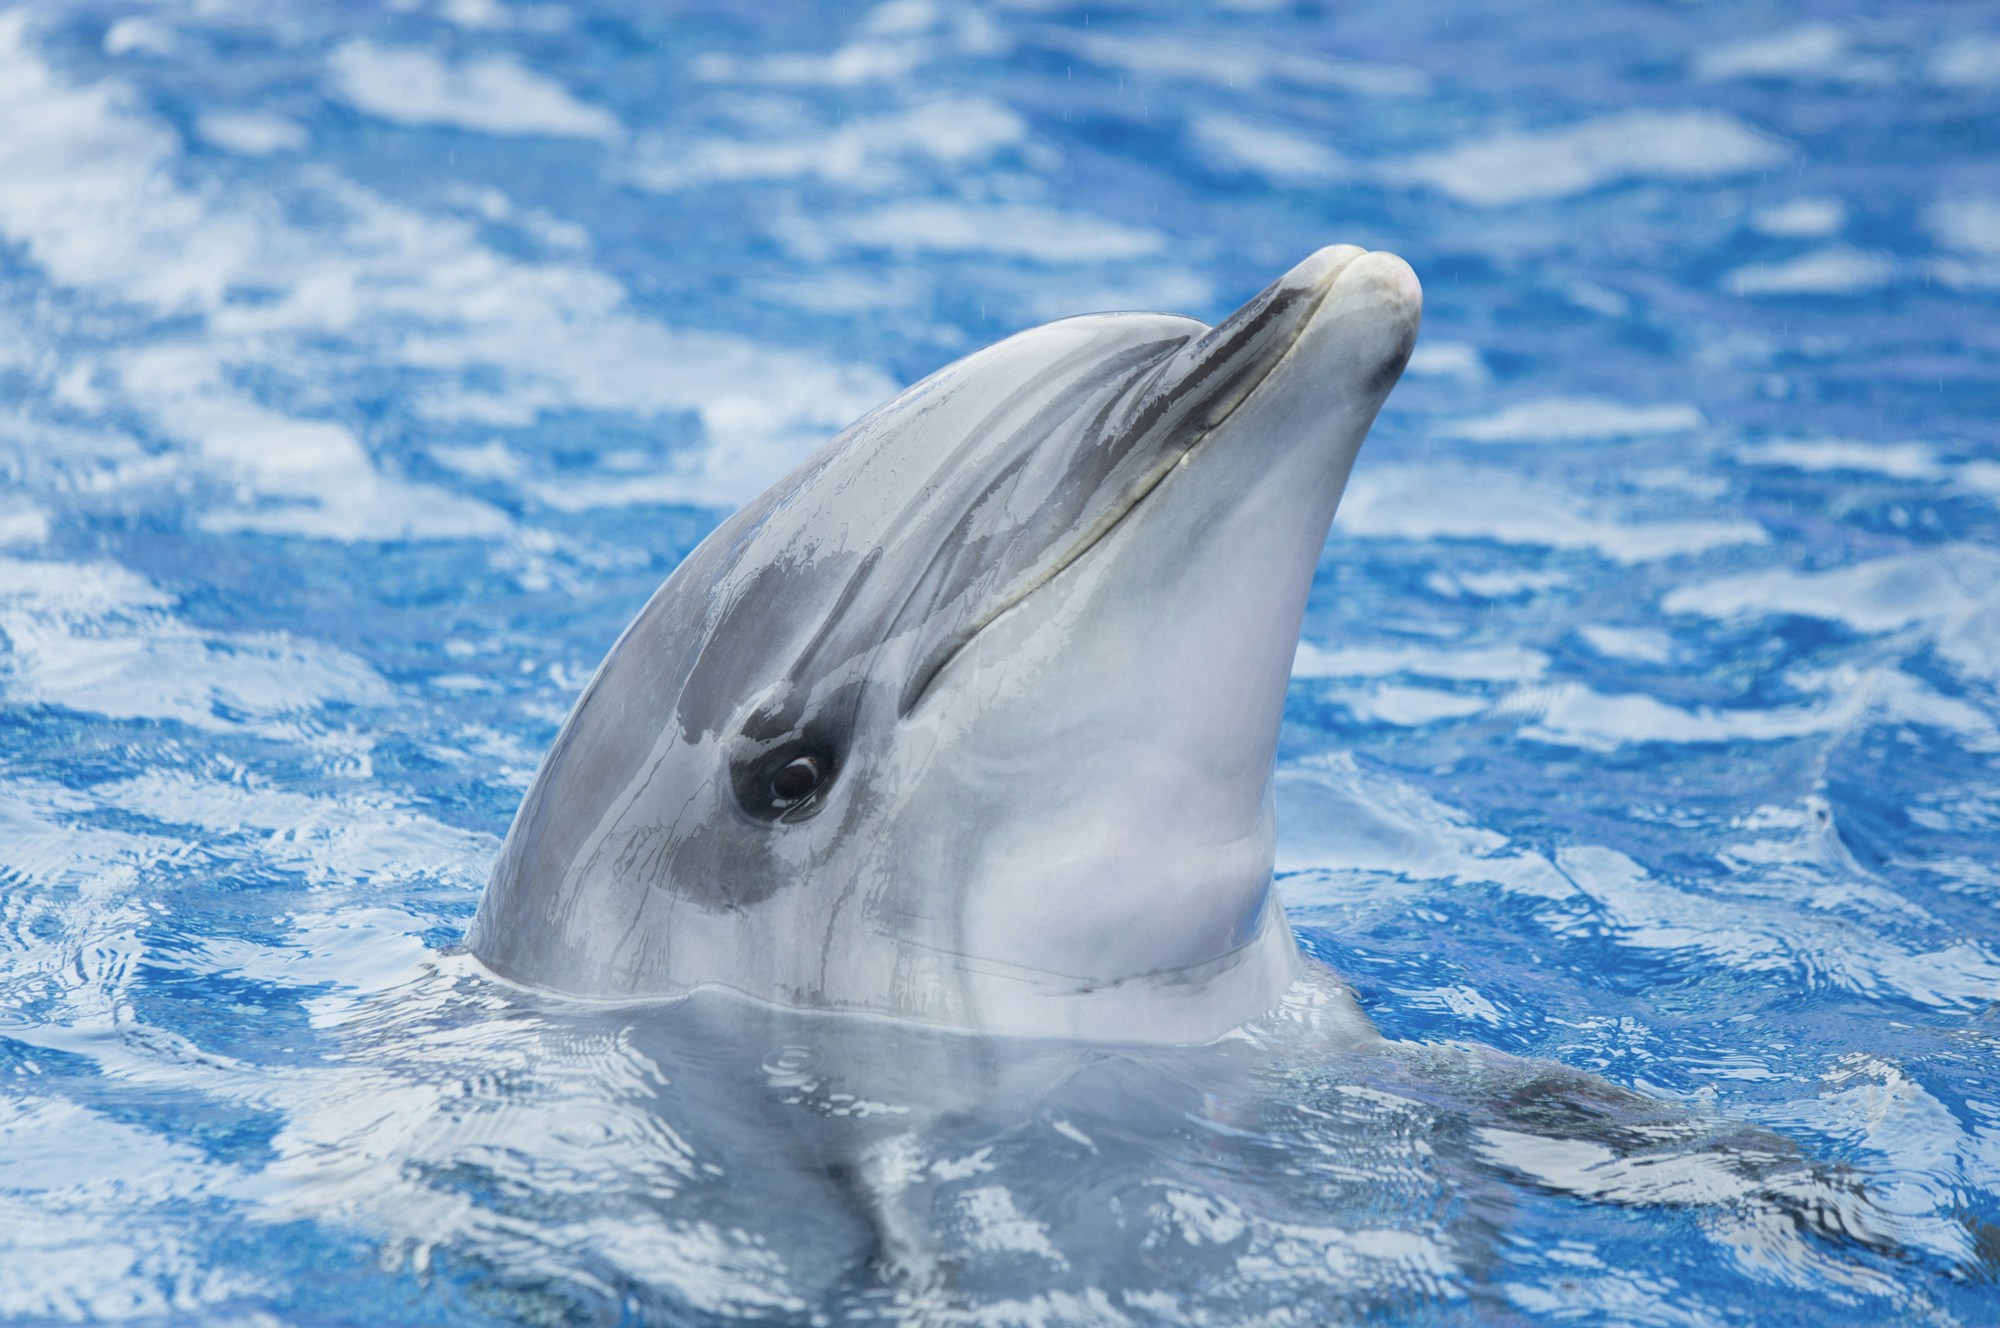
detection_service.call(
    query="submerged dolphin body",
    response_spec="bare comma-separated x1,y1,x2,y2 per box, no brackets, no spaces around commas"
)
469,246,1423,1043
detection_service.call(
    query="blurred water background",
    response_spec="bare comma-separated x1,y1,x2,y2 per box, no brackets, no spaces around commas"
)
1,1,1997,1323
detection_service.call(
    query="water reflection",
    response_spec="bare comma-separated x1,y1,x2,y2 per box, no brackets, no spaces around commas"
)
254,961,1930,1323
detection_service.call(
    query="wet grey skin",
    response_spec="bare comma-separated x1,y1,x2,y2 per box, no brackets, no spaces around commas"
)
468,246,1423,1044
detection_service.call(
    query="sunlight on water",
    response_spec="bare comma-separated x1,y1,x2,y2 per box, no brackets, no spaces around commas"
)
0,0,1996,1322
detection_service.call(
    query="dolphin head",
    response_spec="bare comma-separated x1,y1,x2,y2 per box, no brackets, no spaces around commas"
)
469,247,1421,1042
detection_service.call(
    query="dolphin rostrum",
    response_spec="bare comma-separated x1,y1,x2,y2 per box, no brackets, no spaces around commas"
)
468,246,1422,1044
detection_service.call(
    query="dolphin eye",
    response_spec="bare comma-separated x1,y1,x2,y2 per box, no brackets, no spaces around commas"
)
771,755,825,807
732,733,842,824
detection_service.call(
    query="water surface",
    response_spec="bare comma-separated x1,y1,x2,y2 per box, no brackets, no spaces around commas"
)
1,1,1997,1322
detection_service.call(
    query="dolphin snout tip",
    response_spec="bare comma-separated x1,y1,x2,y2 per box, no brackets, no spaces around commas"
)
1325,251,1423,388
1337,250,1423,323
1287,246,1422,344
1290,246,1420,308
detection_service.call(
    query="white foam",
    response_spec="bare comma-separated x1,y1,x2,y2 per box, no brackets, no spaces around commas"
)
1565,283,1629,317
1338,465,1767,563
440,0,513,29
0,557,392,733
430,439,527,480
0,1100,261,1321
0,502,49,549
750,266,924,316
0,17,267,315
864,0,945,38
691,3,999,88
631,97,1024,191
809,201,1166,262
0,19,894,525
0,555,167,613
1446,397,1704,443
1929,257,2000,292
526,471,737,513
1932,35,2000,88
16,613,386,735
1290,639,1538,728
1751,196,1846,238
1293,641,1549,683
1318,684,1491,726
1695,22,1888,83
1285,763,2000,1024
1400,984,1506,1025
1426,568,1571,599
101,15,178,57
1518,683,1838,752
113,345,510,541
1661,549,2000,636
1187,113,1343,183
1052,31,1427,97
696,39,930,88
1555,844,2000,1012
327,40,618,139
1811,665,2000,750
1926,196,2000,287
958,1186,1066,1263
1662,552,2000,694
195,109,307,155
1019,267,1215,321
1399,110,1786,207
1726,245,1895,296
199,483,509,542
103,770,494,887
1928,196,2000,255
1735,438,1944,481
1578,625,1673,664
403,314,892,506
1403,340,1488,384
1957,460,2000,502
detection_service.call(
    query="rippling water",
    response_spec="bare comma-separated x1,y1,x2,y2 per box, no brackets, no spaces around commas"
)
1,1,1997,1322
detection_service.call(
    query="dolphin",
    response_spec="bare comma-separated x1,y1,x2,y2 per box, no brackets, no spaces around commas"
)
468,245,1423,1044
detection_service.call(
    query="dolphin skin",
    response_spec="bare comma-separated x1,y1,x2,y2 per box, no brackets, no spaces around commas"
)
469,246,1423,1043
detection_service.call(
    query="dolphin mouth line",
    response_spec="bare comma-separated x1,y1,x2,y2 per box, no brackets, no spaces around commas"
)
888,929,1271,1001
901,252,1362,714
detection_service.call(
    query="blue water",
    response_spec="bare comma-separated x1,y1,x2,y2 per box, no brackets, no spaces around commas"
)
2,0,1997,1322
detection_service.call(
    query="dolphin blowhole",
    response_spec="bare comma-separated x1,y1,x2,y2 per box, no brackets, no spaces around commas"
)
470,245,1423,1044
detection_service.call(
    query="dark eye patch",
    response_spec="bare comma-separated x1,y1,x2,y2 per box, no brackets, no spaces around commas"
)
732,739,839,823
727,683,860,825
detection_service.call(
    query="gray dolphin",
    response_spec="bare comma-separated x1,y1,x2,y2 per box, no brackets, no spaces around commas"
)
468,245,1422,1043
